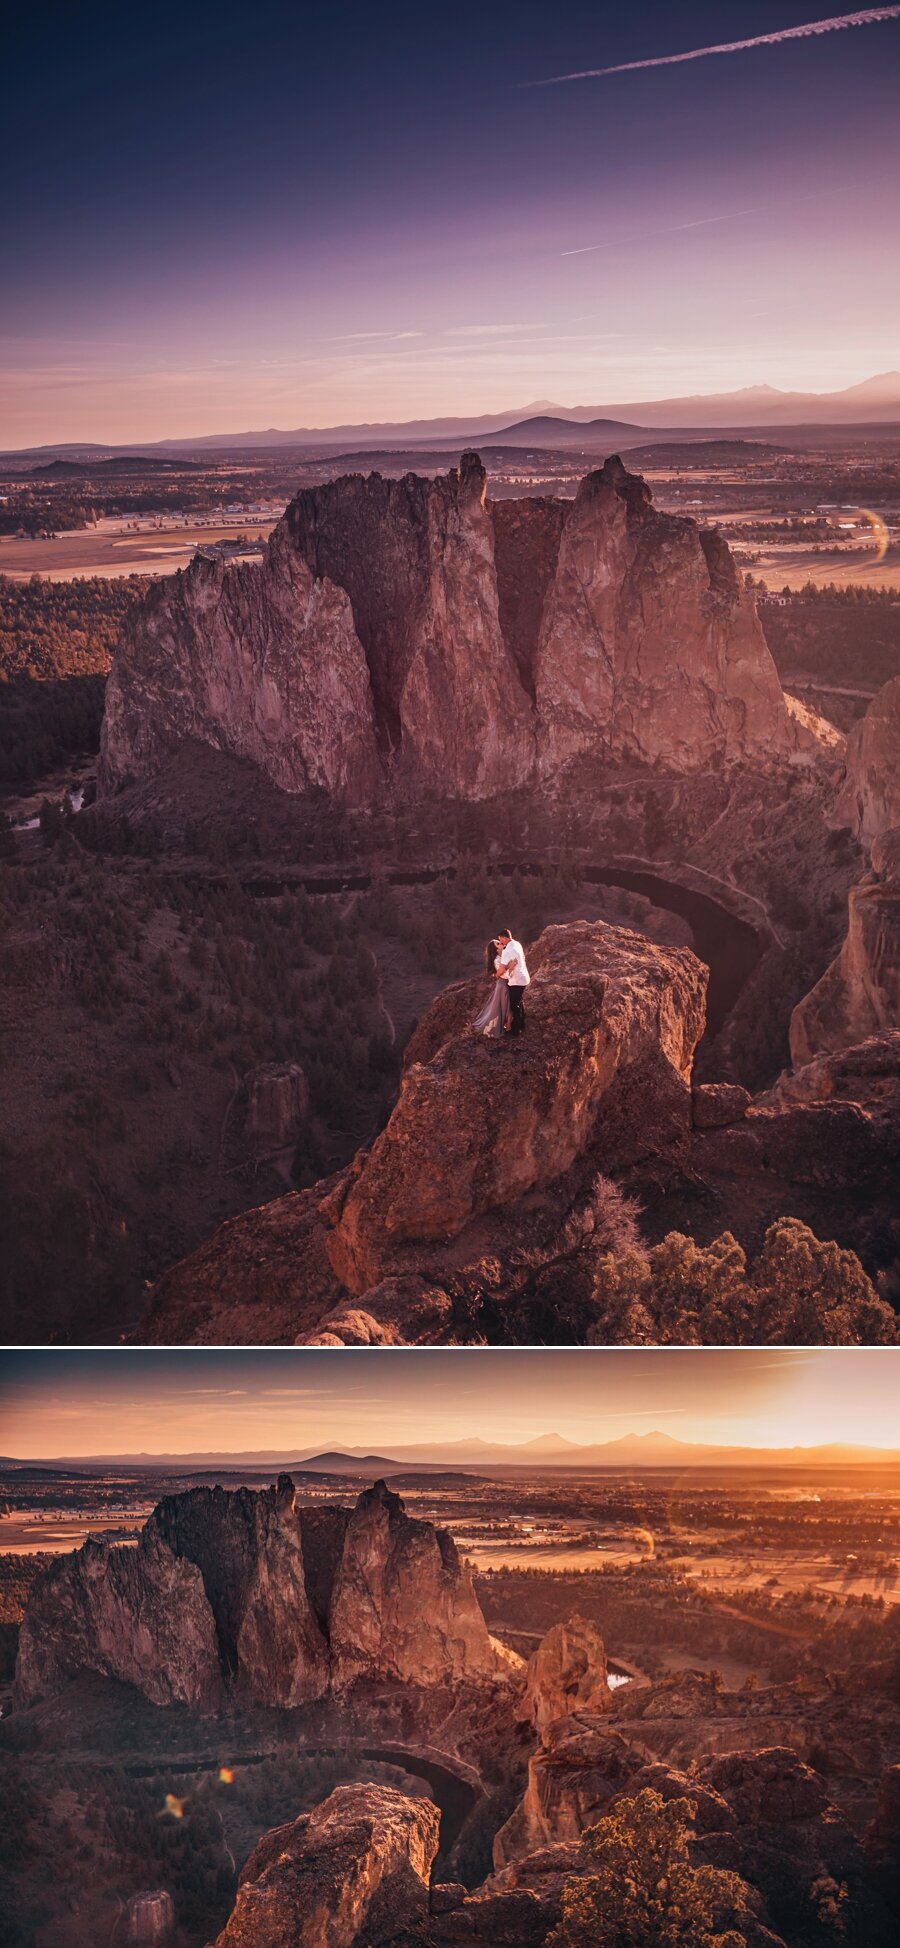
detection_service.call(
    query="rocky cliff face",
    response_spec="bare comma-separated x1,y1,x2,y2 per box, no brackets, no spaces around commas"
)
790,828,900,1066
284,452,534,794
100,538,381,804
492,1699,894,1946
147,1475,329,1706
329,1480,501,1689
100,456,809,806
211,1784,440,1948
787,687,900,1121
521,1616,612,1735
137,906,900,1348
14,1522,224,1711
533,460,795,773
138,916,705,1338
835,676,900,845
14,1477,506,1711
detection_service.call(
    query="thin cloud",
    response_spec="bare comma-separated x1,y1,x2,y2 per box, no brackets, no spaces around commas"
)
525,7,900,87
561,179,872,257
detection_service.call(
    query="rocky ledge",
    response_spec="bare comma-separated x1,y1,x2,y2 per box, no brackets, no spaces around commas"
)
138,917,706,1340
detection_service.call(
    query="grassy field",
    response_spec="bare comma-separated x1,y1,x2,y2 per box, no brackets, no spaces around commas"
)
0,515,280,582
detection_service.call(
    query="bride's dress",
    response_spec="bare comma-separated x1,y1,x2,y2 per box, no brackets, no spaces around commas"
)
472,962,510,1037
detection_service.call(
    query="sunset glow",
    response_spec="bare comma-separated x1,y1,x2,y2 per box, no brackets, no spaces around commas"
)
1,1350,898,1459
3,1,899,445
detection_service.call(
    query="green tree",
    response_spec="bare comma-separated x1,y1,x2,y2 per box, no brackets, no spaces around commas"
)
548,1789,748,1948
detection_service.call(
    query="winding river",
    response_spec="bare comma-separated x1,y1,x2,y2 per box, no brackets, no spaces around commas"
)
237,859,768,1038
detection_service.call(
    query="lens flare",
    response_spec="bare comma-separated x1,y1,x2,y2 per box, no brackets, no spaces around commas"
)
219,1767,234,1784
859,508,890,562
163,1793,184,1820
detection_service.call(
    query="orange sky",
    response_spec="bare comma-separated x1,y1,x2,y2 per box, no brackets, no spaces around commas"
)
1,1350,898,1459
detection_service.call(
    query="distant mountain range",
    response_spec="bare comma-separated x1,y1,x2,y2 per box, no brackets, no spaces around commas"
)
4,1430,899,1472
5,373,899,461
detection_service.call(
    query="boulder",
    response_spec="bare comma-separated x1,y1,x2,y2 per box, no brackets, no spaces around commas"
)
210,1784,439,1948
692,1081,752,1128
297,1275,454,1346
522,1616,612,1735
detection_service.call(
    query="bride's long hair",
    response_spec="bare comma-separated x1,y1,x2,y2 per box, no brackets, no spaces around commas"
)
484,937,498,974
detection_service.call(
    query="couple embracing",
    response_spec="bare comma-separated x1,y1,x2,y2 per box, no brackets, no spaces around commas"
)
472,928,530,1043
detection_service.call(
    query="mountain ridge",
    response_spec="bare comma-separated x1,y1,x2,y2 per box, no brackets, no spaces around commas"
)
4,372,899,458
5,1432,899,1471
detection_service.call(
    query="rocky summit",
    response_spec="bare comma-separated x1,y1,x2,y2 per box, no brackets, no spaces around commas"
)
99,455,817,806
14,1477,507,1712
138,917,706,1340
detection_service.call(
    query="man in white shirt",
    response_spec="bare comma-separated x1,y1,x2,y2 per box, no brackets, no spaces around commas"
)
497,929,530,1038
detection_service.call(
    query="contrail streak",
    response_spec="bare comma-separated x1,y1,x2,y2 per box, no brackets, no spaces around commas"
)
560,179,869,256
561,205,767,256
524,7,900,86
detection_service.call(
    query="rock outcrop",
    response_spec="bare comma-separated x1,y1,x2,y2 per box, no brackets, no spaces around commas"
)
100,537,381,804
328,1480,501,1689
324,919,707,1294
521,1616,612,1734
244,1060,311,1152
100,456,812,807
14,1478,506,1711
140,917,706,1337
494,1706,893,1947
790,827,900,1066
533,460,797,773
147,1475,329,1706
211,1784,440,1948
493,1719,639,1865
113,1891,175,1945
835,675,900,845
284,451,534,794
14,1522,224,1711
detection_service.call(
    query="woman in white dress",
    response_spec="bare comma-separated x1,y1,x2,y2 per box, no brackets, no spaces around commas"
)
472,937,510,1038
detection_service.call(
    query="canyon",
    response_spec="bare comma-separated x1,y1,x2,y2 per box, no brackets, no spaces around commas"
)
6,1459,900,1948
7,454,900,1342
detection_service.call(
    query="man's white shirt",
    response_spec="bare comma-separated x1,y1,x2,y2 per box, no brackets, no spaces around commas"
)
499,938,530,987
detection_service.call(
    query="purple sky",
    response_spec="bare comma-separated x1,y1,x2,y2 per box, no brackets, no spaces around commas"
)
2,2,899,444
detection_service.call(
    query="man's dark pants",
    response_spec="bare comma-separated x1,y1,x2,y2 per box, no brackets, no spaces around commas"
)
508,986,526,1036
